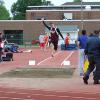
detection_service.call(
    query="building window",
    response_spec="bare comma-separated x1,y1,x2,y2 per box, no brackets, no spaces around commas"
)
63,13,73,20
85,5,91,10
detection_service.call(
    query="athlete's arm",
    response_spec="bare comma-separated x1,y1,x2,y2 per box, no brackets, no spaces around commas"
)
57,28,64,40
41,18,51,30
42,21,51,30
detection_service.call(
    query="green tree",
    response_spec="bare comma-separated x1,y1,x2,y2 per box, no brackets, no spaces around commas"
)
42,0,53,6
73,0,81,2
11,0,53,20
0,0,10,20
0,0,4,5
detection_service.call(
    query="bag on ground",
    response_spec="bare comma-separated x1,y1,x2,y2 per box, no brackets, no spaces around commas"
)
2,52,13,61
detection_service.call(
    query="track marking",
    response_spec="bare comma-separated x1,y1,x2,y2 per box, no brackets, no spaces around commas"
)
37,51,62,65
61,51,74,66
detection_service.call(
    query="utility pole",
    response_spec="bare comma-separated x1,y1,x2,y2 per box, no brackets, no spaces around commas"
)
81,0,84,30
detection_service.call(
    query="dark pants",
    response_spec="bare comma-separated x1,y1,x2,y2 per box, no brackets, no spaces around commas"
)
51,40,58,51
65,44,67,50
0,47,3,61
84,55,95,79
51,34,58,51
93,56,100,81
85,54,100,81
49,41,52,47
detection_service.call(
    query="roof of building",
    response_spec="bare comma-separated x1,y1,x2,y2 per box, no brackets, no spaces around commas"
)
63,2,100,5
27,2,100,11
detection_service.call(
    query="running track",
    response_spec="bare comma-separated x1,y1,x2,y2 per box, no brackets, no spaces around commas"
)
0,48,78,73
0,87,100,100
0,48,99,100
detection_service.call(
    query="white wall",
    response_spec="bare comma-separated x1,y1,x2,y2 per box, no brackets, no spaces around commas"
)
58,31,78,45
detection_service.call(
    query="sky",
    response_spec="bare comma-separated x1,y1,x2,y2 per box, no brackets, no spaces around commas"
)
3,0,100,16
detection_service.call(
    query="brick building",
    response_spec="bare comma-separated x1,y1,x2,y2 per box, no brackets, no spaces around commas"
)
0,2,100,44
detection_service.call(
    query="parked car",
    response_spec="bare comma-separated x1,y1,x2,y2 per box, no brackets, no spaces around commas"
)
31,39,39,45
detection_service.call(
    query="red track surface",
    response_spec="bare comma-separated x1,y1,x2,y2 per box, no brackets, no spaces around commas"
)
0,48,99,100
0,87,100,100
0,48,78,73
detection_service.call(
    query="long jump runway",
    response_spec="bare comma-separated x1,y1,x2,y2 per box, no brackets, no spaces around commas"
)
0,48,78,73
37,50,77,67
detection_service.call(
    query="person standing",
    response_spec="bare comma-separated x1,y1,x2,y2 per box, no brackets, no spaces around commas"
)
65,33,70,49
42,18,64,57
39,33,45,51
0,38,3,62
76,30,88,76
44,32,49,50
0,32,3,62
83,30,100,84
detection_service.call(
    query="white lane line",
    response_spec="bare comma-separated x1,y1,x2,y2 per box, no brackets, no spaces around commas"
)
61,51,74,66
37,51,62,65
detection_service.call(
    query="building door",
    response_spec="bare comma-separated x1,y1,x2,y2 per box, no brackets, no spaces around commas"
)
4,30,23,45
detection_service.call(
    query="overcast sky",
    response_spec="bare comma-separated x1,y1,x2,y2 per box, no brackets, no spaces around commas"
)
3,0,100,16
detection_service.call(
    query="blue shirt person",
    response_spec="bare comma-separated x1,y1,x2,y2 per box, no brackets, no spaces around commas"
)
77,30,88,76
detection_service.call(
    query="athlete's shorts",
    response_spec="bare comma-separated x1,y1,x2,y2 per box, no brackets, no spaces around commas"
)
40,43,45,47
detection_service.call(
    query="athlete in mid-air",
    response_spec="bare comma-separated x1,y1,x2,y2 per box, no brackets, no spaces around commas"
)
42,18,64,57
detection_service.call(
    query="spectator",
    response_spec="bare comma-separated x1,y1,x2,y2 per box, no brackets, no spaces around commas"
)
0,32,3,62
39,33,45,50
83,30,100,84
65,33,70,49
89,33,94,37
76,30,88,76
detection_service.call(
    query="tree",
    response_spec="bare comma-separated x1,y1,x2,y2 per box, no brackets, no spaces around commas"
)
0,0,10,20
0,0,4,5
73,0,81,2
42,0,53,6
11,0,53,20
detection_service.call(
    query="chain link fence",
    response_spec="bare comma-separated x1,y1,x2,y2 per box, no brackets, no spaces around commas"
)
4,34,39,48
